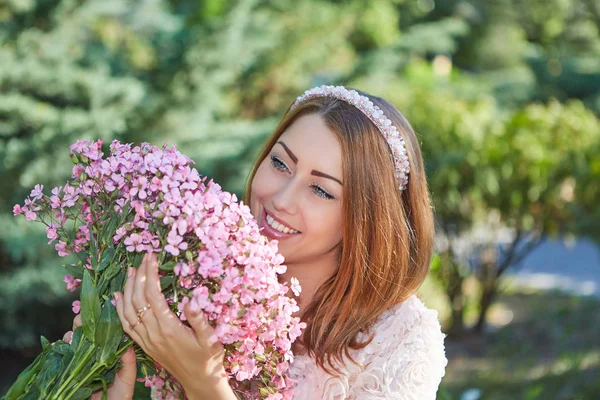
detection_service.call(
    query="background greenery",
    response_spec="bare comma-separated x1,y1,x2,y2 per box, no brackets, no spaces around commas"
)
1,0,599,398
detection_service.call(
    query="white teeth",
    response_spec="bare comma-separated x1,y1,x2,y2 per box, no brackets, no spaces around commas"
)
266,214,298,234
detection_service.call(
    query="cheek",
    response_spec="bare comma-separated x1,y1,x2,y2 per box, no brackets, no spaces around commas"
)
307,207,343,241
252,164,273,199
250,163,276,210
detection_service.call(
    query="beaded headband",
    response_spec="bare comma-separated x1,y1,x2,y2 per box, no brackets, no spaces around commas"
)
290,85,410,192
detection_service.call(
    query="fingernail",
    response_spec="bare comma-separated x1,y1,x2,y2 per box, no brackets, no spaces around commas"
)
114,292,120,301
127,267,134,277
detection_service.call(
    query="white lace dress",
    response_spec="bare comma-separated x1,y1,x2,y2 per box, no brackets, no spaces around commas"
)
287,294,448,399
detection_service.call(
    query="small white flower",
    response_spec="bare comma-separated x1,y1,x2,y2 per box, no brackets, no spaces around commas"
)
290,277,302,296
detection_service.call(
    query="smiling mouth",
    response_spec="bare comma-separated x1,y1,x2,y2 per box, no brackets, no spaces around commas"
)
264,210,301,234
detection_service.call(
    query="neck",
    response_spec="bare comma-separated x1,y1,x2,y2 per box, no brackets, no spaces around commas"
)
279,251,339,316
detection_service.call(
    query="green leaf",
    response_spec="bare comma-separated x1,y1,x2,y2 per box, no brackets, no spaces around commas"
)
118,201,132,225
52,341,73,357
40,335,50,351
69,388,93,400
34,353,62,397
89,227,98,270
99,259,124,293
95,299,124,366
54,343,75,365
101,217,118,246
131,252,144,268
97,246,116,273
71,326,83,349
159,260,176,272
21,385,40,400
64,263,84,280
109,267,127,295
160,276,175,291
81,270,101,341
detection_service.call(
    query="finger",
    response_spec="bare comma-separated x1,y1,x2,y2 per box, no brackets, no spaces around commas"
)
90,392,102,400
123,266,139,328
131,253,162,343
115,291,148,351
132,253,150,311
145,253,184,331
183,300,218,347
63,331,73,344
72,314,82,330
123,262,154,350
90,347,137,400
112,347,137,399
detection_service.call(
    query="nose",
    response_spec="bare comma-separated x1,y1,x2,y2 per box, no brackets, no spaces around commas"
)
271,179,299,215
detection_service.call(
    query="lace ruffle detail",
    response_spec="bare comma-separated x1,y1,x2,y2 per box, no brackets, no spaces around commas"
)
287,294,448,399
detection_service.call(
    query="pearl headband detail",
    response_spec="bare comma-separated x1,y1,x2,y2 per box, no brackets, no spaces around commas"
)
290,85,410,191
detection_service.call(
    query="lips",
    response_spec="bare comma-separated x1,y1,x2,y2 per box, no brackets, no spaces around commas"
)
260,209,301,240
265,209,300,232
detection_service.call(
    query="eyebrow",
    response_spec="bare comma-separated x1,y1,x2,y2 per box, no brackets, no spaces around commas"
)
276,141,343,186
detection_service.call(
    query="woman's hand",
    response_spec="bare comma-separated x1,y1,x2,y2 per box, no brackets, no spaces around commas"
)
89,347,137,400
114,252,236,400
63,315,137,399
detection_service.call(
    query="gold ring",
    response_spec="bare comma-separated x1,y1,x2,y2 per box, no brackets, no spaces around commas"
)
136,304,151,319
129,318,142,330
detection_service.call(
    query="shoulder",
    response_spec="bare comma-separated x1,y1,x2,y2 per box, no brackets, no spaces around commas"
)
350,294,449,398
288,295,449,400
360,294,447,355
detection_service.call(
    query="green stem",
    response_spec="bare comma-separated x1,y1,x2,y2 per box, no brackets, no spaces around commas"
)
62,362,104,399
54,328,86,390
63,341,134,400
51,343,95,400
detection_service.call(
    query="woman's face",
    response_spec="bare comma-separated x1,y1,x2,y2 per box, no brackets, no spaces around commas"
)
250,113,343,265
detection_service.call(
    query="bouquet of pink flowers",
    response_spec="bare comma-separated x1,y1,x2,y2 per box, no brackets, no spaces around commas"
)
5,140,305,400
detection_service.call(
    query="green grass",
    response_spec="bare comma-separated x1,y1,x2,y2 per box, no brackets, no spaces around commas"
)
419,278,600,400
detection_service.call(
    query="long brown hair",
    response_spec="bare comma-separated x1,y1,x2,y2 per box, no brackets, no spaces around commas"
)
243,88,434,374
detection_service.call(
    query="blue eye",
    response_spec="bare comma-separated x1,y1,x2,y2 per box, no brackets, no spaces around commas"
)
270,155,335,201
270,155,288,172
311,184,335,200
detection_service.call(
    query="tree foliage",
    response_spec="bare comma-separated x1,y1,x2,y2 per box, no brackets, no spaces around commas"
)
0,0,598,352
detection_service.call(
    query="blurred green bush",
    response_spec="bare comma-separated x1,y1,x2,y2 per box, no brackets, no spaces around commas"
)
1,2,599,397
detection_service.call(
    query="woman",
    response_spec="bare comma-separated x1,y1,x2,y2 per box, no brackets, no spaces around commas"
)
70,85,448,399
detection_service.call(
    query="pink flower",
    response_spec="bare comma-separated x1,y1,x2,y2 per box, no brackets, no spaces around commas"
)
71,164,85,179
290,277,301,297
138,374,165,387
113,226,128,242
82,139,104,161
15,139,307,398
70,139,90,154
288,321,306,342
124,233,145,252
64,275,81,292
105,179,116,192
74,225,90,251
55,241,71,257
164,229,188,256
29,184,44,200
46,224,59,244
62,184,79,207
131,176,148,200
24,210,36,221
